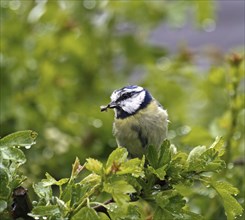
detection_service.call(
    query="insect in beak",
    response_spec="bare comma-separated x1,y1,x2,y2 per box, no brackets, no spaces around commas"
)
100,101,117,112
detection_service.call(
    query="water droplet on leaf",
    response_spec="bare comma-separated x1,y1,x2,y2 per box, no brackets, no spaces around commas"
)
25,145,31,149
153,184,161,190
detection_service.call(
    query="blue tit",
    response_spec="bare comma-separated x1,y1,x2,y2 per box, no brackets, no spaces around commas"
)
101,85,168,158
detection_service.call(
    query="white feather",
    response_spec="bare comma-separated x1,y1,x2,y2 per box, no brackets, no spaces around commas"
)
121,91,145,114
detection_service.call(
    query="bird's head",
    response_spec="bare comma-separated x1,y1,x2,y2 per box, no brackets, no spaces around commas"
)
101,85,153,119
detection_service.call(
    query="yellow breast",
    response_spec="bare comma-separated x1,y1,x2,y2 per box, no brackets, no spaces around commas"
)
113,100,168,157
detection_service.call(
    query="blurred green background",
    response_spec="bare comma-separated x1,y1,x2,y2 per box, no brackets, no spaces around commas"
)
0,1,244,219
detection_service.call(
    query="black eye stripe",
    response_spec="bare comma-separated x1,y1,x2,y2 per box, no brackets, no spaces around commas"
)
123,92,132,98
117,91,143,102
117,92,132,101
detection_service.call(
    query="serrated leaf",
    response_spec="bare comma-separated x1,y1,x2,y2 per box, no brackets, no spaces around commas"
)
147,165,167,180
103,179,135,205
153,207,173,220
33,182,52,203
86,158,103,175
0,168,10,199
67,183,88,207
187,145,225,173
181,209,205,220
146,145,158,168
0,130,38,148
106,147,128,169
72,207,100,220
117,156,145,177
30,205,60,217
1,147,26,164
42,173,57,186
167,152,188,180
42,173,69,187
80,173,101,185
106,203,141,219
53,196,69,213
210,136,225,156
211,181,243,220
155,190,179,209
158,140,171,167
187,146,207,163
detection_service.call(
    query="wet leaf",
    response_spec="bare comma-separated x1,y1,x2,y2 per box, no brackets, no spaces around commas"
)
117,156,145,177
211,181,243,220
0,130,38,148
72,207,100,220
30,205,60,217
103,179,135,205
1,147,26,164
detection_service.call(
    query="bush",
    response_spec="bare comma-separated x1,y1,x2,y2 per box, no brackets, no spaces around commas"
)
0,130,243,219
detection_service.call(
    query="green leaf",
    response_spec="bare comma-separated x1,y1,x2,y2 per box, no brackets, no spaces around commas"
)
158,139,171,167
154,190,201,220
80,173,101,185
42,173,57,186
98,212,111,220
42,173,69,187
106,203,141,220
0,130,38,148
155,190,181,209
153,207,173,220
68,184,87,207
187,145,207,163
1,147,26,164
53,196,69,214
106,147,128,171
211,181,244,220
126,205,141,220
146,145,158,169
0,200,7,213
72,207,100,220
33,182,52,203
210,136,225,156
147,164,167,180
187,144,225,173
55,178,70,186
0,168,10,199
103,178,135,205
182,210,205,220
167,152,188,181
86,158,103,175
30,205,60,217
117,156,145,177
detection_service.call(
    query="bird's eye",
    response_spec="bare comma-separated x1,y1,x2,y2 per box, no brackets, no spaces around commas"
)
121,93,132,100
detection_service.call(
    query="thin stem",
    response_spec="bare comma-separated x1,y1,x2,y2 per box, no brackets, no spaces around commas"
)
224,67,240,165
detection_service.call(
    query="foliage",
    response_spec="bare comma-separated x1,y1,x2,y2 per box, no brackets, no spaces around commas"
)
0,131,37,219
1,0,244,219
0,131,244,219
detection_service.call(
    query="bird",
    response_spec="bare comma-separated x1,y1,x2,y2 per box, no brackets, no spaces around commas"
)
101,85,168,158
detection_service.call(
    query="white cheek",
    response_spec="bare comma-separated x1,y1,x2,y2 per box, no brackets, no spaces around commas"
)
122,92,145,114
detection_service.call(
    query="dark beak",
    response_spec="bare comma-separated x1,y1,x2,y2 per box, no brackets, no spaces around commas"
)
100,101,117,112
